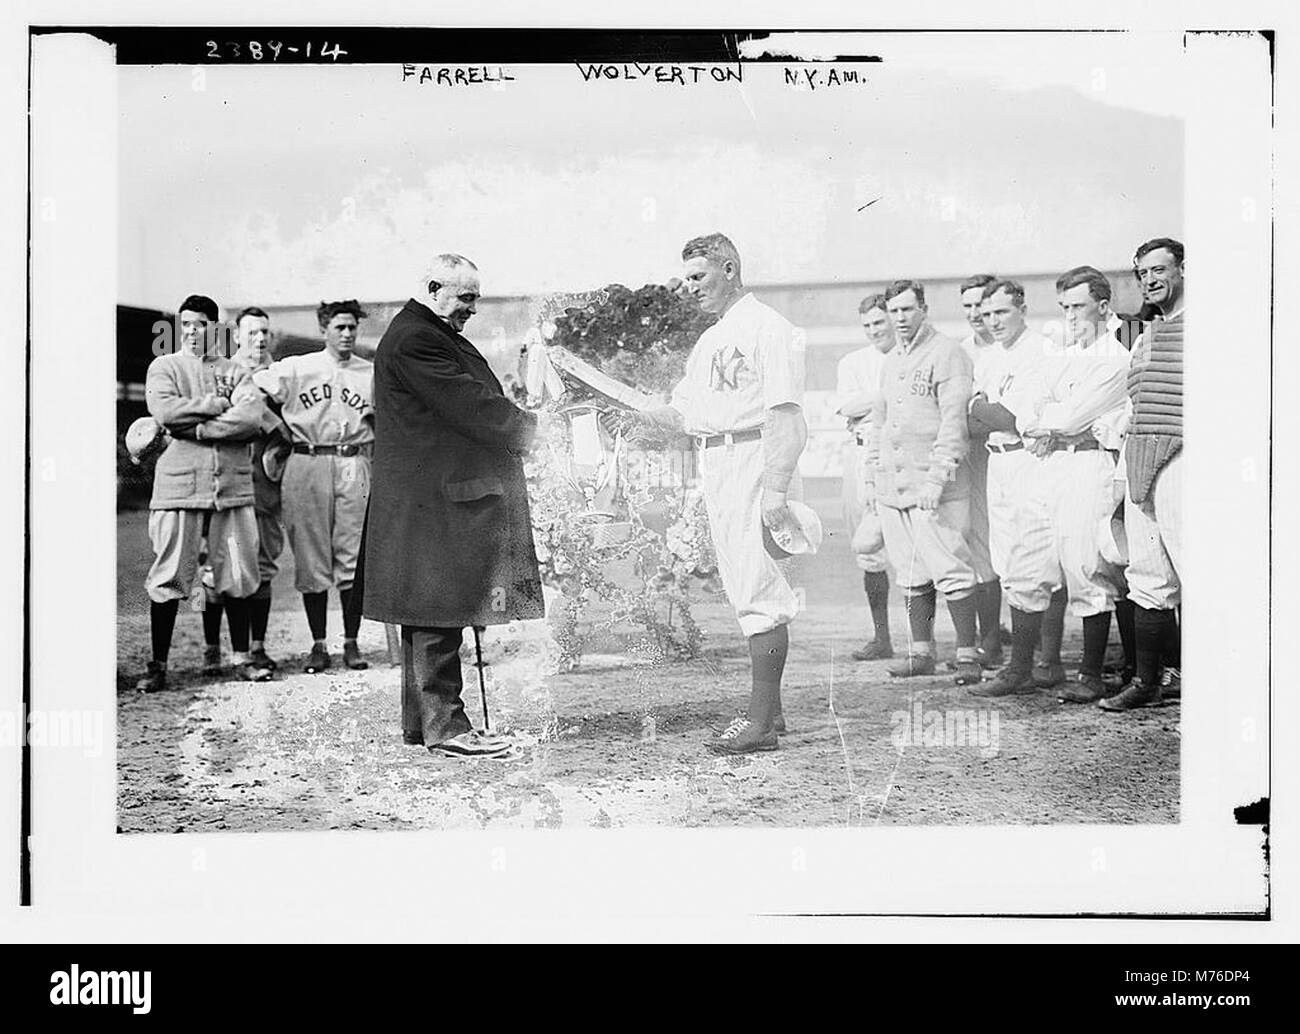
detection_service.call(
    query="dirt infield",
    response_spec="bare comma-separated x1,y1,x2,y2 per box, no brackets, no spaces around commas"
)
116,503,1179,831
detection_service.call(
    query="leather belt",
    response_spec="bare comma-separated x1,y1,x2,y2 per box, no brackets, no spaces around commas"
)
985,440,1025,454
1047,438,1102,454
697,427,762,449
293,442,373,457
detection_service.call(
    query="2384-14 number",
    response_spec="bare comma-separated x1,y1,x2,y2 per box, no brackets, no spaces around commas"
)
204,40,349,61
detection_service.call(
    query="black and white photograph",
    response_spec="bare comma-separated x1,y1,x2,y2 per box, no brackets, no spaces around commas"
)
13,4,1283,935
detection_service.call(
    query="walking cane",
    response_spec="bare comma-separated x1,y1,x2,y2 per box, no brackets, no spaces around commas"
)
471,625,490,731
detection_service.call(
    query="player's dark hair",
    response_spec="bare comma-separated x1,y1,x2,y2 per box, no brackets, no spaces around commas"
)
981,278,1026,307
858,292,888,316
178,294,219,322
1133,237,1184,270
884,279,926,307
959,273,997,295
236,306,270,326
681,233,742,278
1055,265,1112,303
317,299,368,330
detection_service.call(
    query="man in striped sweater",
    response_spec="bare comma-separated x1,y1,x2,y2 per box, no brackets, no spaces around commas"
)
1100,238,1184,711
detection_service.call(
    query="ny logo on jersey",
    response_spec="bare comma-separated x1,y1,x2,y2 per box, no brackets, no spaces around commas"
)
709,346,749,392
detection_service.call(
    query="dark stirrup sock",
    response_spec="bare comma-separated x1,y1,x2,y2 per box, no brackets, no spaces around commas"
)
1038,587,1067,666
904,587,937,646
748,625,789,730
302,591,328,642
1009,607,1044,673
1080,611,1113,678
1115,597,1137,672
863,569,892,643
202,601,224,648
250,584,273,643
1133,606,1177,686
223,595,252,654
150,599,180,663
339,587,362,640
945,592,978,650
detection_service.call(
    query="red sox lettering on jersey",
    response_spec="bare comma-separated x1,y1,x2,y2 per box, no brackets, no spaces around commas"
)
254,350,375,446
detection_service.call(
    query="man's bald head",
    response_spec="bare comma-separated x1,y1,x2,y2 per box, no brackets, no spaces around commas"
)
420,253,481,333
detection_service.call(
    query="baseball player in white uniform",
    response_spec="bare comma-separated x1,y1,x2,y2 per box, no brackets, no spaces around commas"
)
254,300,375,673
202,306,289,673
1100,238,1185,711
864,280,981,684
137,294,268,692
956,273,1006,666
637,233,807,755
836,292,895,661
967,279,1064,697
1018,266,1130,703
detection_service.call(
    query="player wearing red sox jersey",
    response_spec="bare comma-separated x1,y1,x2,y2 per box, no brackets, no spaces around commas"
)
836,293,895,661
956,273,1005,667
967,279,1063,698
136,295,268,692
1019,266,1131,703
254,300,375,673
639,233,808,755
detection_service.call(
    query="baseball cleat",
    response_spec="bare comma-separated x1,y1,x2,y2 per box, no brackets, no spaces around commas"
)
968,665,1038,697
888,653,936,678
706,720,778,755
1098,679,1165,711
852,639,895,661
953,658,984,686
429,730,511,757
1033,661,1067,688
232,661,274,683
249,648,278,671
135,661,167,694
1058,672,1107,704
975,643,1004,669
202,645,222,674
1104,666,1137,690
1159,666,1181,700
304,644,331,674
343,641,369,670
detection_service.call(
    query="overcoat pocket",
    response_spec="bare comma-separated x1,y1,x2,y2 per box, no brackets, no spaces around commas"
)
445,476,504,502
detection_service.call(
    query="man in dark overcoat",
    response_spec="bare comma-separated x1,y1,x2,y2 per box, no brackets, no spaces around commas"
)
362,253,544,758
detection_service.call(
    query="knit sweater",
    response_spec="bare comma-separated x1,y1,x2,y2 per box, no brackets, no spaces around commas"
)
1125,312,1183,504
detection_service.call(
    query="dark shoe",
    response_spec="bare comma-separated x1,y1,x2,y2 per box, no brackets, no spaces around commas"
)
430,730,510,757
343,641,369,670
975,643,1004,669
304,644,331,674
953,658,984,686
135,661,167,694
1159,666,1181,700
852,639,894,661
402,731,425,746
706,720,778,755
1099,679,1165,711
249,647,277,671
968,665,1037,697
1059,672,1106,704
202,645,222,674
232,661,274,683
1033,660,1067,688
1104,666,1137,690
888,653,936,678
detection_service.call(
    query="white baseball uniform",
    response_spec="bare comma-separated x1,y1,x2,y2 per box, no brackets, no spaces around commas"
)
835,345,889,574
669,292,806,637
1019,331,1130,617
976,326,1060,612
958,331,998,584
253,350,375,594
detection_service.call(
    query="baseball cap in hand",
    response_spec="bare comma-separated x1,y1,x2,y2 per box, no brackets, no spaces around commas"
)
762,500,823,560
125,416,165,464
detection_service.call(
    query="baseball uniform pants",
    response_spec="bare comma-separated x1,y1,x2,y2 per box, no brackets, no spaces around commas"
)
1042,448,1124,617
282,452,371,594
699,437,799,637
987,448,1059,613
962,444,997,583
1125,451,1182,610
145,506,261,603
842,442,888,574
879,498,977,599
